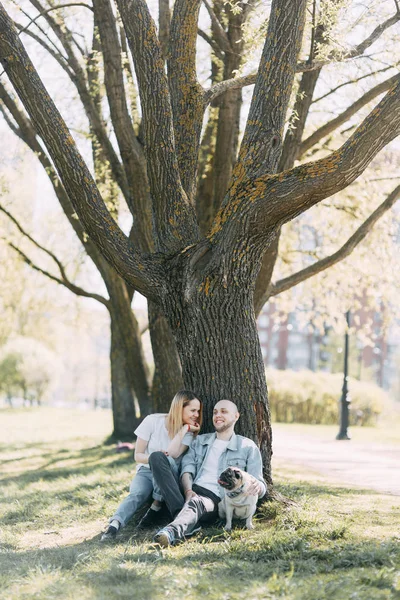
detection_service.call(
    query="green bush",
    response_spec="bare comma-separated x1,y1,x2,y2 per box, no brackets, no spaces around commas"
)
266,368,390,426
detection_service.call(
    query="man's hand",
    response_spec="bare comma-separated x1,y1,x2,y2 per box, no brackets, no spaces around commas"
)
245,478,261,497
184,489,198,502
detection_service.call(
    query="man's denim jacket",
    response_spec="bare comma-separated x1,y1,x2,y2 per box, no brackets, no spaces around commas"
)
181,432,267,499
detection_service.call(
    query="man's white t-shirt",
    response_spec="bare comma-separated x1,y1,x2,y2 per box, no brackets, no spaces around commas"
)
134,413,193,470
195,438,229,497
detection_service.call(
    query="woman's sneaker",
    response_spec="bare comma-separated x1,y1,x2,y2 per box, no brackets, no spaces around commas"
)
138,505,169,529
100,525,118,542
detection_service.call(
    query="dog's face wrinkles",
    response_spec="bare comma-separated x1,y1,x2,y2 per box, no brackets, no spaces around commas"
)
218,467,243,490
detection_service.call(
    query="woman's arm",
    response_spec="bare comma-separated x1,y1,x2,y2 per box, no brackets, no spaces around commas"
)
134,437,150,464
167,422,200,458
166,424,191,458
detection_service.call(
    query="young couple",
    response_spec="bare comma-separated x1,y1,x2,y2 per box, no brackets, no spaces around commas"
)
101,390,266,546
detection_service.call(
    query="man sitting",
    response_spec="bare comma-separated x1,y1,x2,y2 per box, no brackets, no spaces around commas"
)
150,399,267,546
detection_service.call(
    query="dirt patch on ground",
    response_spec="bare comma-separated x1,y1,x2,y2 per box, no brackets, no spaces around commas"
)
272,426,400,495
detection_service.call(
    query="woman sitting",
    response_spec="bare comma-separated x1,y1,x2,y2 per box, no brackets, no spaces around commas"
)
101,390,202,540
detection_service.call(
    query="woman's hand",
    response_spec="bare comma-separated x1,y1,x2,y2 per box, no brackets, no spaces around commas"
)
186,422,200,434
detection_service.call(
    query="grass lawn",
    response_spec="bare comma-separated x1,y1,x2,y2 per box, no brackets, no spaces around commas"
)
0,407,399,600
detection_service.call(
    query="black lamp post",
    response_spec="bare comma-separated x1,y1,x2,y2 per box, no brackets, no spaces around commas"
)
336,310,351,440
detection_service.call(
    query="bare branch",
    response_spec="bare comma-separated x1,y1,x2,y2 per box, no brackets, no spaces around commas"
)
300,73,400,157
0,202,109,306
6,241,109,306
202,0,233,54
26,0,131,203
17,2,93,36
313,65,395,104
0,6,161,298
347,12,400,59
0,80,110,275
93,0,153,252
197,28,223,60
206,12,400,104
0,203,68,278
169,0,204,200
269,184,400,297
116,0,199,253
14,20,72,75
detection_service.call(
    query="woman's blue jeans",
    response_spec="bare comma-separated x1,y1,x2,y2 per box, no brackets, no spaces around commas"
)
111,456,179,528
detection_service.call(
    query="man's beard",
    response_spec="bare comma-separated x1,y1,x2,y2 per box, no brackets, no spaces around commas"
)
214,419,235,433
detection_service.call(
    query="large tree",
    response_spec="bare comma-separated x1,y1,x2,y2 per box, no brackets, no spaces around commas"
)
1,0,400,486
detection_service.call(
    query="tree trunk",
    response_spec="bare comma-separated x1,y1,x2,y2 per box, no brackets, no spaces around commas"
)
148,299,183,412
105,271,151,419
109,311,140,437
164,281,273,487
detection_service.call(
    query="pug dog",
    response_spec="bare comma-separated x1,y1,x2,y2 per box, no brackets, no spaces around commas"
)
217,467,258,531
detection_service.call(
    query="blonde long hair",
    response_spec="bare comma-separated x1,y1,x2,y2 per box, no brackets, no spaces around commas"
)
165,390,202,439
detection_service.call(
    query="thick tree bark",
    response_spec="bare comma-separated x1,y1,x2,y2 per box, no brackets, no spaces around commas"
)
161,249,273,485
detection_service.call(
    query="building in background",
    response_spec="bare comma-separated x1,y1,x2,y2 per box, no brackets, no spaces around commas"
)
257,301,400,396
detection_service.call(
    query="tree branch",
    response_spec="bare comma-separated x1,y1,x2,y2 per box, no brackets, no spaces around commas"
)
116,0,199,253
168,0,204,201
232,0,308,178
202,0,233,54
269,184,400,297
300,73,400,157
17,2,93,36
0,6,161,298
197,28,224,60
14,20,72,75
6,241,110,306
0,80,107,270
312,65,395,104
26,0,131,204
158,0,170,60
0,201,109,306
296,11,400,72
92,0,153,252
209,78,400,248
206,11,400,104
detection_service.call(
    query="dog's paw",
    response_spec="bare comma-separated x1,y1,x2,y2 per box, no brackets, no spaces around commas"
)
223,525,232,532
246,523,254,530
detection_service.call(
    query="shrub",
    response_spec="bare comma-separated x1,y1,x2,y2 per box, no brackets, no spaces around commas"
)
266,368,390,426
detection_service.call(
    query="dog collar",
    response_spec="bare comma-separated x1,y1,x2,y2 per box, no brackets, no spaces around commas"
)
226,483,245,498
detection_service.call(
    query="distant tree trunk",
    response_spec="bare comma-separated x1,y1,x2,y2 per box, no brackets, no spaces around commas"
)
148,300,183,412
109,311,140,436
106,274,151,434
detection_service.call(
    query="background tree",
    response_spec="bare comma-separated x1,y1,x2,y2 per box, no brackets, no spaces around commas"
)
1,0,400,486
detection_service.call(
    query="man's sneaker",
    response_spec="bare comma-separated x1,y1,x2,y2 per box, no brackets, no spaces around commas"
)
185,525,202,538
138,506,169,529
100,525,118,542
153,526,176,547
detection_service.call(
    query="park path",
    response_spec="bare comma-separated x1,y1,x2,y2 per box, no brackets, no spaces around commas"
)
271,425,400,495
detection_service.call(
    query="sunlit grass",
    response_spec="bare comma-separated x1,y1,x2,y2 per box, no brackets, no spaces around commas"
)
1,407,399,599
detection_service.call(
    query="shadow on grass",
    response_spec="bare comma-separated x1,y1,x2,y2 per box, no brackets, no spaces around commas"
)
1,527,398,600
0,444,133,488
273,481,384,499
